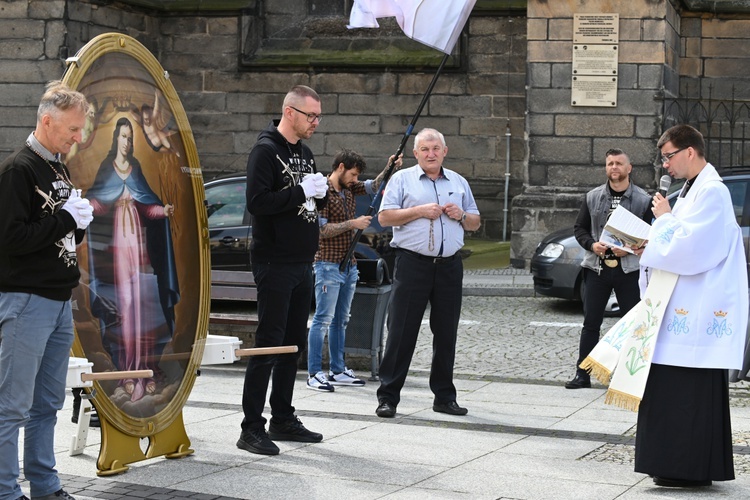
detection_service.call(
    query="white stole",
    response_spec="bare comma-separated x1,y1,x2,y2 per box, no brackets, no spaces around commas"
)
580,269,679,411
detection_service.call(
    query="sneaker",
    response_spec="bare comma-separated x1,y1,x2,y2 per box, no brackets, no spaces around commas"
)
328,368,365,386
34,490,76,500
307,371,334,392
268,416,323,442
236,428,280,455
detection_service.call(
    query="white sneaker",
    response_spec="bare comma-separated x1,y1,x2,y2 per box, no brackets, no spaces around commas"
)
307,371,334,392
328,368,366,386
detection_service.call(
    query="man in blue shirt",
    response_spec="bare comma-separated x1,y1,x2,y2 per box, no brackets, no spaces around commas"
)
374,128,480,418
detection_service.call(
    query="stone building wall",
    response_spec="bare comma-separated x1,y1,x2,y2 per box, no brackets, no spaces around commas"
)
0,0,528,241
5,0,750,260
511,0,681,266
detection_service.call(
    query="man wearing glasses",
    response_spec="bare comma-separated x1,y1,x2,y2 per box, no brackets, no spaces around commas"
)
565,148,652,389
238,85,328,456
634,124,747,487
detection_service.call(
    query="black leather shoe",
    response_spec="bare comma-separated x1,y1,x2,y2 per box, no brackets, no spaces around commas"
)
269,416,322,443
237,428,280,455
433,401,468,416
376,400,396,418
653,476,712,488
564,373,591,389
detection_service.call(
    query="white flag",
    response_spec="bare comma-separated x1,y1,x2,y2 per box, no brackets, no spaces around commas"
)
348,0,477,55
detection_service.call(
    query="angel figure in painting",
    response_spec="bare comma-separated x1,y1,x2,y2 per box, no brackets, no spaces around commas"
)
86,117,180,402
130,88,180,157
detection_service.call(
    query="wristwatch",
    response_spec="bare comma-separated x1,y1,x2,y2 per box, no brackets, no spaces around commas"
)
460,212,467,223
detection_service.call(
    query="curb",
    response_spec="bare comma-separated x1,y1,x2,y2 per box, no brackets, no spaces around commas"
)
462,287,535,297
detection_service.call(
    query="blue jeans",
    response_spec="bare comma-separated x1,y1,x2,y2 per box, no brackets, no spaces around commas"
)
307,262,358,375
0,293,74,500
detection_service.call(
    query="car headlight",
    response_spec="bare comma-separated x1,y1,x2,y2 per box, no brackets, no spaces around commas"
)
539,242,564,259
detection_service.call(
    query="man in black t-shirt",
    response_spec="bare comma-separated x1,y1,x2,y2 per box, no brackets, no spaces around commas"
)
565,148,652,389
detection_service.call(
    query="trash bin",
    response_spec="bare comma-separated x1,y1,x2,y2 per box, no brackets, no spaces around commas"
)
345,259,391,380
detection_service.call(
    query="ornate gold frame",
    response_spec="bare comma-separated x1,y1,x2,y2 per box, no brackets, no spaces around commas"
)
62,33,210,475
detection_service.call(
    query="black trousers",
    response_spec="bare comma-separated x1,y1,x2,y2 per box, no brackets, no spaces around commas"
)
241,262,312,432
576,264,640,376
377,249,463,406
635,363,734,481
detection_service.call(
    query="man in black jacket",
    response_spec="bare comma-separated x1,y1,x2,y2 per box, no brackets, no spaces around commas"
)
0,81,93,500
237,85,328,456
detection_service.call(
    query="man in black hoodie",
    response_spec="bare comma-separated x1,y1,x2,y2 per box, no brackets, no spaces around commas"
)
0,81,93,500
238,85,328,456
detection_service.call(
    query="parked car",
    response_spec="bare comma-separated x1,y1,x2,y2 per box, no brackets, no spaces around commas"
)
530,168,750,314
204,174,395,277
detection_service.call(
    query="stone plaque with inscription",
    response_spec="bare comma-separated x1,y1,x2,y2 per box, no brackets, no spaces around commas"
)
573,45,618,75
571,75,618,107
574,13,619,44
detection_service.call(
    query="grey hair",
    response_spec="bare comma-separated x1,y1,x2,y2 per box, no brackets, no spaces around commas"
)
414,128,446,150
37,80,90,121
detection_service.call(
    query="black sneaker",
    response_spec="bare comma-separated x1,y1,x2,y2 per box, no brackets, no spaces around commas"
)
268,416,323,443
34,489,76,500
236,428,279,455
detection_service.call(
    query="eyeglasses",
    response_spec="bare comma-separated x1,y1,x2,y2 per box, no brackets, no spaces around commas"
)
289,106,322,123
660,147,686,164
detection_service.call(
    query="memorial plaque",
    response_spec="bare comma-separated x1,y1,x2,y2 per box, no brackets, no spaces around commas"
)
574,13,619,44
571,75,618,107
573,45,618,76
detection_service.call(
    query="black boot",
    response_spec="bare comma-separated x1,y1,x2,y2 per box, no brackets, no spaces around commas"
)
564,373,591,389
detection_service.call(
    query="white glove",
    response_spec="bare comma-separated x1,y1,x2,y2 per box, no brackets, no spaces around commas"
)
301,173,328,199
300,174,319,198
312,173,328,199
62,197,94,230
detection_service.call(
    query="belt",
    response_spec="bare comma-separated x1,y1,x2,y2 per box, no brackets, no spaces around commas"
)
600,256,620,268
399,248,457,264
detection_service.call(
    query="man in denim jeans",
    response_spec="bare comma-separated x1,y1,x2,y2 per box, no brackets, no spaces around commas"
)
307,149,400,392
0,81,93,500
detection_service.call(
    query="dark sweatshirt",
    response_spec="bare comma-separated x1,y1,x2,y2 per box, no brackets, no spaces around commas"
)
0,147,83,300
245,120,327,264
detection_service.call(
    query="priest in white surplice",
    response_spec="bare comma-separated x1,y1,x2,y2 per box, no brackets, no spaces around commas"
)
635,124,748,488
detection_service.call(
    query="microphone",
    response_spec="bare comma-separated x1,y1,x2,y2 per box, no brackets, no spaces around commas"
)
658,175,671,197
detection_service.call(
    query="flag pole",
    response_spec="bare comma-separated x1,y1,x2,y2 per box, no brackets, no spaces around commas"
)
339,52,451,273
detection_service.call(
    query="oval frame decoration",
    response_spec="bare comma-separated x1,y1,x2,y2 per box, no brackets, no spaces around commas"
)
62,33,210,442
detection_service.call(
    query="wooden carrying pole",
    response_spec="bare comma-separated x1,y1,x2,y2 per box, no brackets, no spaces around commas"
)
234,345,298,357
80,369,153,382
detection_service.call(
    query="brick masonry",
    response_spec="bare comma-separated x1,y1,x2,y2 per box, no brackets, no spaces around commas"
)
3,1,750,262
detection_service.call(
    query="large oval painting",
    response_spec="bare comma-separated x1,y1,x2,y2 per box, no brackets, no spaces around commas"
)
62,33,209,435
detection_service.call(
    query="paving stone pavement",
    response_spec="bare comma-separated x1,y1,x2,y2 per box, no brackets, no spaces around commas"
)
17,268,750,499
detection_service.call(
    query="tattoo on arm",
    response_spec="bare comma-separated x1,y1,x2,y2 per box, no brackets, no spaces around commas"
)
320,220,353,238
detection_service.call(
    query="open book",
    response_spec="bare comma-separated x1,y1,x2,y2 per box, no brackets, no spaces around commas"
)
599,205,651,254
